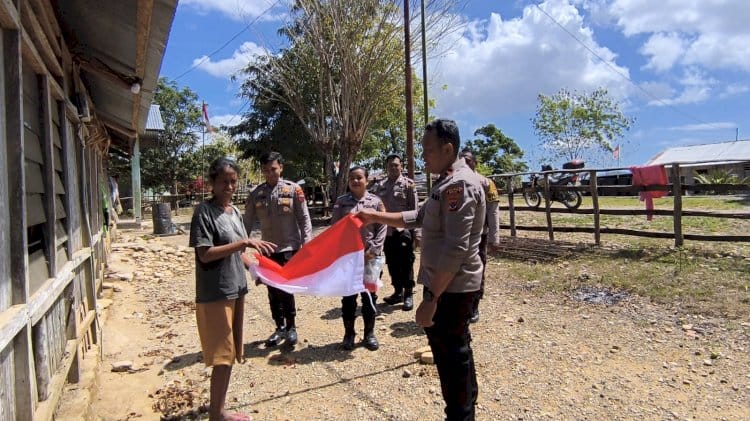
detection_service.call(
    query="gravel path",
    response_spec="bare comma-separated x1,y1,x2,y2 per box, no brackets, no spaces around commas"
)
83,227,750,420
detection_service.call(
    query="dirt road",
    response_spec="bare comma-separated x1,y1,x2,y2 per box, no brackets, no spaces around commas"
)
60,225,750,420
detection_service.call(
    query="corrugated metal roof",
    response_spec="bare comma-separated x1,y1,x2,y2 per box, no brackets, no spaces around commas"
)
146,104,165,131
647,139,750,165
55,0,177,154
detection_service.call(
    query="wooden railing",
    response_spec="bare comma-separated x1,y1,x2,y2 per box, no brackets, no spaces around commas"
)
493,163,750,247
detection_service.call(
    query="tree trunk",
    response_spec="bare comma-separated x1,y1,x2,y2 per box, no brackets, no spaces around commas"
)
334,145,353,198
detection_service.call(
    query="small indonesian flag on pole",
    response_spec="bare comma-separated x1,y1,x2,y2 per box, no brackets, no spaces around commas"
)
612,145,620,160
250,214,366,297
202,102,214,133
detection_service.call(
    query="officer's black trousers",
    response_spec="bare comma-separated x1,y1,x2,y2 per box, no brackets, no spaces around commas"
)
477,232,488,301
267,251,297,328
424,292,478,421
341,291,378,322
383,230,415,292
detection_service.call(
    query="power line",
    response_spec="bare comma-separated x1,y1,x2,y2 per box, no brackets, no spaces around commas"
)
534,3,727,132
173,0,282,81
221,99,252,128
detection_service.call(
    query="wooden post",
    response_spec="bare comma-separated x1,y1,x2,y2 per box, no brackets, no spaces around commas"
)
590,170,601,245
0,28,11,312
131,134,142,223
33,318,50,400
4,28,29,306
671,164,683,247
543,172,554,241
41,75,58,275
506,176,516,237
13,324,37,419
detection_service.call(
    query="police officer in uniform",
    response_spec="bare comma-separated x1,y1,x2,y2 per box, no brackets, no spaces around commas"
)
371,154,419,311
358,119,485,420
332,166,386,351
459,148,500,323
244,151,312,347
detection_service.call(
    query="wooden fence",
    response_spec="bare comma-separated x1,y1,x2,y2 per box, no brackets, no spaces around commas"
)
494,163,750,247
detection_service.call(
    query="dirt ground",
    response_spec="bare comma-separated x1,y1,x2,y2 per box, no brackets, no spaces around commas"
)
59,218,750,420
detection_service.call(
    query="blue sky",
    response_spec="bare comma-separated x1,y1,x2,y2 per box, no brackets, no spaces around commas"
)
159,0,750,169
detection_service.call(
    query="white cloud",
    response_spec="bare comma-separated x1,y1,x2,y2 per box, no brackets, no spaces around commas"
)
644,68,716,106
608,0,750,72
211,113,245,128
640,32,685,72
193,41,266,79
668,122,737,131
720,83,749,99
180,0,285,22
429,0,631,122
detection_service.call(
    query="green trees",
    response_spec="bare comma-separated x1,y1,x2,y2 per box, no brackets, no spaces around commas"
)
463,124,527,175
237,0,459,196
242,0,405,196
532,88,633,163
141,77,202,193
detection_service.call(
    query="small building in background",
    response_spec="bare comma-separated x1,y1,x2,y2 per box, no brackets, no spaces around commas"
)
647,139,750,184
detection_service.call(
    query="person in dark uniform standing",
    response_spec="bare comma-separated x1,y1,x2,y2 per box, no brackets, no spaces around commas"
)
244,151,313,347
332,166,387,351
459,148,500,323
372,154,419,311
357,119,485,420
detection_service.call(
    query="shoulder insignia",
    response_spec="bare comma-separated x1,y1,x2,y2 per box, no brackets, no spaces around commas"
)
295,186,306,203
487,180,500,202
445,185,464,212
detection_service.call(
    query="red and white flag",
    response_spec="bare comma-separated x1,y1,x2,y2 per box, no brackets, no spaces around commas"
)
612,145,620,160
202,103,214,133
250,214,366,296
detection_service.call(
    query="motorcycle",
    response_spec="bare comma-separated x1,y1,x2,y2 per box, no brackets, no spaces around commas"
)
523,160,584,209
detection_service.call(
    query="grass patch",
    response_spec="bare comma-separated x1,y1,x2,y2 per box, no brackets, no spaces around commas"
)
489,239,750,319
492,195,749,318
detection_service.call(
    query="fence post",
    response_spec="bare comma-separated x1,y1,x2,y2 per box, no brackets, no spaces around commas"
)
543,172,554,241
505,176,516,237
590,170,600,245
671,164,683,247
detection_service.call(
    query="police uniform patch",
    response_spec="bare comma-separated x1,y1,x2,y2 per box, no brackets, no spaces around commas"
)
445,186,464,212
295,186,306,203
487,179,500,202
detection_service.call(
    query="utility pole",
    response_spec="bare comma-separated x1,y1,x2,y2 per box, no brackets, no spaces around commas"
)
420,0,431,190
404,0,414,179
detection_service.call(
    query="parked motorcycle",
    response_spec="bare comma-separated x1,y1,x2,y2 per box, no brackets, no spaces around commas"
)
523,160,584,209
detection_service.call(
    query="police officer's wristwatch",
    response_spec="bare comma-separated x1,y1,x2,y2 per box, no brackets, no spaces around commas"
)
423,287,436,303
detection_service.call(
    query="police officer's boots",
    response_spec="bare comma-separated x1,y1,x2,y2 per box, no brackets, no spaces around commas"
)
362,316,379,351
342,319,356,350
383,288,403,305
265,324,286,347
402,288,414,311
285,317,298,346
469,298,480,324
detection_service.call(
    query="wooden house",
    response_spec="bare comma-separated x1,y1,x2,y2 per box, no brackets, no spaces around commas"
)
0,1,177,419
